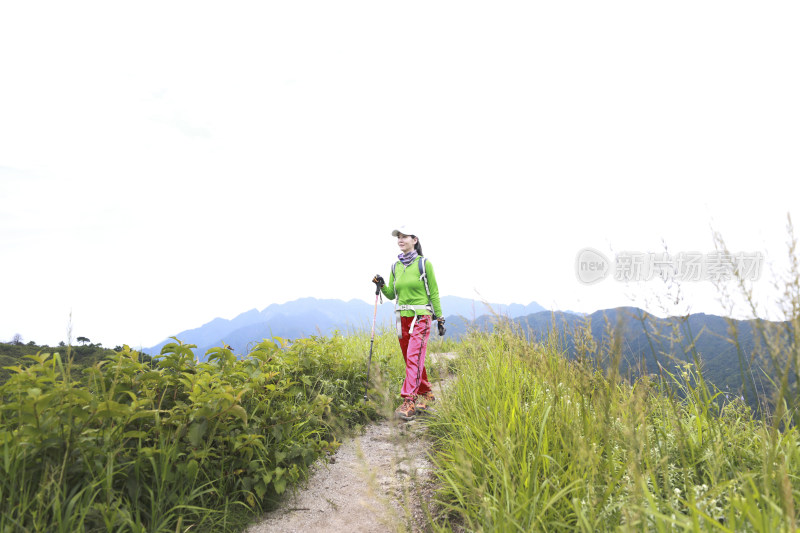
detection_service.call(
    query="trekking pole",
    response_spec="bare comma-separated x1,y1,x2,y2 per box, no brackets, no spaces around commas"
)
364,283,380,402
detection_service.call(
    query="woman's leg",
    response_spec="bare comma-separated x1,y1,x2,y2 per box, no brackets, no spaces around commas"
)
399,315,432,399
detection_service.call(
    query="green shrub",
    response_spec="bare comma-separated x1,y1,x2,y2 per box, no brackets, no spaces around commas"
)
0,330,404,532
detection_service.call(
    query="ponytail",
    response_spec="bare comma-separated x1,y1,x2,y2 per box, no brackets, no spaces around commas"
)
413,237,423,257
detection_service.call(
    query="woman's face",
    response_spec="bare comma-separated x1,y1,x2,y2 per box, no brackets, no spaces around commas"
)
397,233,417,254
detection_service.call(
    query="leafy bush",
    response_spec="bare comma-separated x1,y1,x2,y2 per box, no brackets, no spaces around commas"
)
0,331,403,532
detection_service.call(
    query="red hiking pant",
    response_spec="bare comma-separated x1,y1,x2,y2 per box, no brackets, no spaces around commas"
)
399,315,433,399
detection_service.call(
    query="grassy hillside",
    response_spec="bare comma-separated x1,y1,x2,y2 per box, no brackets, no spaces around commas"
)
3,302,797,531
427,324,800,531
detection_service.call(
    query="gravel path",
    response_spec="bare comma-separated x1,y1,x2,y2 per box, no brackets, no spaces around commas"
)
243,353,457,533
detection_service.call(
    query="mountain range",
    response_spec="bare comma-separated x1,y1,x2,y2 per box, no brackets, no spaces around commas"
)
145,296,549,357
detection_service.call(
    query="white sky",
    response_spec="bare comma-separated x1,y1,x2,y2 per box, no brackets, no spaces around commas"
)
2,1,799,349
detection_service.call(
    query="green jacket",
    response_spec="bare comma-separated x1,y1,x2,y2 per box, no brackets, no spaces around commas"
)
381,257,443,318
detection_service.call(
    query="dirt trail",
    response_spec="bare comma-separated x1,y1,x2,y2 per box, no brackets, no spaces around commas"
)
243,353,457,533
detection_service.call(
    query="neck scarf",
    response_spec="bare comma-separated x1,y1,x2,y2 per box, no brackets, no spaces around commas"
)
398,250,418,267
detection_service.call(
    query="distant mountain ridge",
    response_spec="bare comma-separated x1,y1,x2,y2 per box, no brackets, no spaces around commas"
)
145,296,550,358
446,306,788,410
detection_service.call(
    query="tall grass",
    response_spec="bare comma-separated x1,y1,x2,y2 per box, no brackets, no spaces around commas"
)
0,329,404,532
427,323,800,531
709,216,800,428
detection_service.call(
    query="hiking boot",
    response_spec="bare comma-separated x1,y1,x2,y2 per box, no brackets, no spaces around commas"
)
395,398,416,421
415,391,436,413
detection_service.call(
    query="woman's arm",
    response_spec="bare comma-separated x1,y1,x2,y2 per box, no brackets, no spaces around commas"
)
381,265,396,300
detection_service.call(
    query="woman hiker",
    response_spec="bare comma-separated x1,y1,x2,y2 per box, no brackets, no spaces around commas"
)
372,225,445,421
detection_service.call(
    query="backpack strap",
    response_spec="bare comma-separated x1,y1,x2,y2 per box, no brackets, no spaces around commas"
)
418,257,437,320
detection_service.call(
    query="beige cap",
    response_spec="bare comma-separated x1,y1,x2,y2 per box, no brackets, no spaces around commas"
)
391,225,417,237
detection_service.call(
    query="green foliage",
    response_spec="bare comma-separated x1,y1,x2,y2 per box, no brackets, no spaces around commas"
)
427,325,800,532
0,342,135,386
0,330,404,532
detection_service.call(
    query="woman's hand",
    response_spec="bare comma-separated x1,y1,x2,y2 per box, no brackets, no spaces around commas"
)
372,274,385,288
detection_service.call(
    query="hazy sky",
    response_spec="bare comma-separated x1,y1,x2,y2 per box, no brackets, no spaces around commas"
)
2,2,799,349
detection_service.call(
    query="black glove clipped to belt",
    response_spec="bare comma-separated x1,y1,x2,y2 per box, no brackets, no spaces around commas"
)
437,317,446,336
